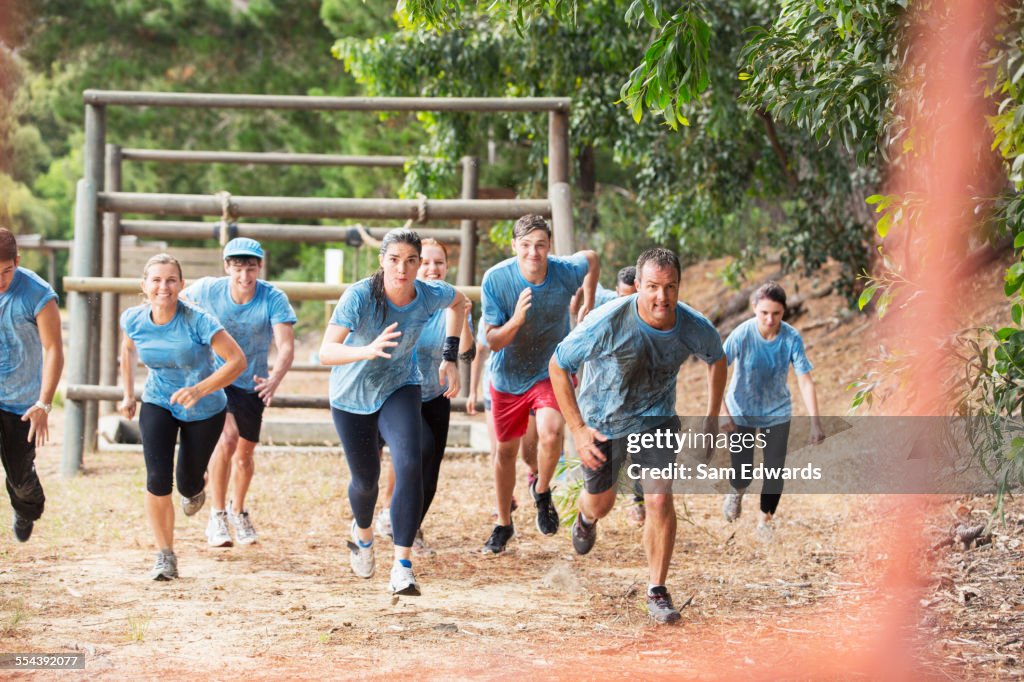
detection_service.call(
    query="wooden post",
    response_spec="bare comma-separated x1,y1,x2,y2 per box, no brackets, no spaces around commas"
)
99,144,122,415
548,110,574,255
458,156,479,397
63,103,104,477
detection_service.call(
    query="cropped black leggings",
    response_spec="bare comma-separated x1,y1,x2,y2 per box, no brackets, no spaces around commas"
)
332,385,422,548
419,394,451,523
139,402,226,497
728,421,791,516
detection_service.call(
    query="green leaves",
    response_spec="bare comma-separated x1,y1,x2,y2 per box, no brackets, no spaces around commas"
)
857,284,877,311
738,0,901,165
619,2,712,130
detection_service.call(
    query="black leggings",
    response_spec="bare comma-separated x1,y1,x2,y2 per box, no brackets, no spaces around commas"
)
728,421,791,515
332,385,422,548
0,409,45,521
420,394,451,523
139,403,226,497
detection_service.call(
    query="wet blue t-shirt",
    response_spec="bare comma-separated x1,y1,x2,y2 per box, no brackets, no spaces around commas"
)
0,268,58,415
724,318,813,428
120,300,228,422
328,277,456,414
481,254,588,394
415,310,473,403
554,296,724,440
183,277,297,392
594,285,618,308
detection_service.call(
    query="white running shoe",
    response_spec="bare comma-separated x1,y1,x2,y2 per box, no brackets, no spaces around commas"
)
375,508,393,539
347,520,375,578
756,512,775,543
227,501,258,545
389,561,421,596
206,510,233,547
723,488,745,522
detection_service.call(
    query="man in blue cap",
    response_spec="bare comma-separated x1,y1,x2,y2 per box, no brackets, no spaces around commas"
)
183,237,297,547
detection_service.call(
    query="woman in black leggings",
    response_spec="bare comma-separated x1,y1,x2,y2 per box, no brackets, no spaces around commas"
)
376,238,474,553
720,281,825,540
320,230,468,595
118,254,245,580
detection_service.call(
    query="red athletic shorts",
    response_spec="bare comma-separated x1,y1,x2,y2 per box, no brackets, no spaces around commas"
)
489,379,561,443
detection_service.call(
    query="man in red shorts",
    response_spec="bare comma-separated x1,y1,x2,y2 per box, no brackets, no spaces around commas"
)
480,214,599,553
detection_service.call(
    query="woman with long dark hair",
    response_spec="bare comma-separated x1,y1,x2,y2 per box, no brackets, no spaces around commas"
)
375,238,474,553
320,229,468,595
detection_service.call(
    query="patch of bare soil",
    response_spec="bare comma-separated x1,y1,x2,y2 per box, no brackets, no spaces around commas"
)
2,443,903,680
916,497,1024,679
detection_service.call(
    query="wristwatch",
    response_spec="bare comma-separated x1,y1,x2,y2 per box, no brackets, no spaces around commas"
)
34,401,52,414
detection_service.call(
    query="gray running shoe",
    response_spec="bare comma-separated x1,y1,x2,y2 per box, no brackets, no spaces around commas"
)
571,514,597,555
227,502,258,545
181,489,206,517
412,528,435,557
12,512,33,543
389,561,421,596
375,508,393,539
722,488,745,522
347,520,375,578
627,497,646,527
483,523,514,554
150,550,178,581
530,478,559,536
206,510,233,547
646,586,681,624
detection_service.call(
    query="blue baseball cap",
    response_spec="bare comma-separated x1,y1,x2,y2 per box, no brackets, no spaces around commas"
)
223,237,264,260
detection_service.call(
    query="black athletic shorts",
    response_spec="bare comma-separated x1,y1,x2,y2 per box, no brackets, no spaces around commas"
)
224,385,265,443
582,416,681,495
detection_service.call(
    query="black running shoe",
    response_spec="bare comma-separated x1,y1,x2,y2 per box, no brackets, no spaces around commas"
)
646,586,682,624
530,478,559,536
571,514,597,555
12,512,33,543
483,523,514,554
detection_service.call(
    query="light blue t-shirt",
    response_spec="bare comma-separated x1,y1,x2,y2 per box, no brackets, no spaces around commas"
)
415,310,473,403
555,296,725,440
0,268,58,415
594,285,618,308
183,277,297,392
328,277,456,414
724,318,813,428
481,254,589,394
120,300,228,422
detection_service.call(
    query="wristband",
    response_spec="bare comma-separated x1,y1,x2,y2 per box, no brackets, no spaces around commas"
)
442,336,460,363
34,401,52,414
458,346,476,363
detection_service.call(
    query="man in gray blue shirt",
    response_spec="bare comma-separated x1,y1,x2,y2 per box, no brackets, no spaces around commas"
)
0,228,63,542
551,247,726,624
183,238,296,548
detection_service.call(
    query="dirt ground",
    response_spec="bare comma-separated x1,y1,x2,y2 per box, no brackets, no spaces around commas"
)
0,256,1019,679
